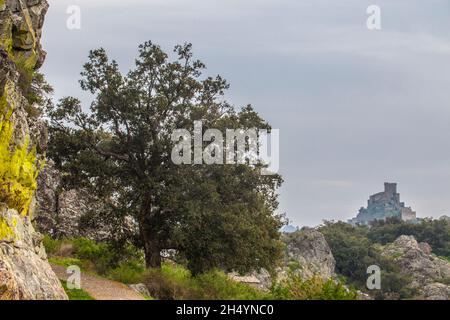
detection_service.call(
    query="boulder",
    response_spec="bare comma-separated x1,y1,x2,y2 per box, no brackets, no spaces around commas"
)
422,283,450,300
282,228,336,280
129,283,151,298
232,228,336,291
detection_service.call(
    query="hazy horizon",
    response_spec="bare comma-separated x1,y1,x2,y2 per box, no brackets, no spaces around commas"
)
42,0,450,226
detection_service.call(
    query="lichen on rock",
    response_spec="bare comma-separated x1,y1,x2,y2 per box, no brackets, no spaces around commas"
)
0,81,40,218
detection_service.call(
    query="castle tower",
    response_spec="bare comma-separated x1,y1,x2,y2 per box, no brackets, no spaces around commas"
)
384,182,397,195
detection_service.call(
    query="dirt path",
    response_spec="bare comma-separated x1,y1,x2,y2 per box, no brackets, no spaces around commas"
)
51,264,146,300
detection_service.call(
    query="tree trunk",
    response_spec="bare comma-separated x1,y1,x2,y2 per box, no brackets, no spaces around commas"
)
139,198,162,269
142,234,162,269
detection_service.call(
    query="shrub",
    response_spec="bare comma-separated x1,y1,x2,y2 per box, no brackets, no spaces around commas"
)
271,273,358,300
42,234,62,255
195,271,271,300
71,237,114,273
106,260,146,284
143,263,269,300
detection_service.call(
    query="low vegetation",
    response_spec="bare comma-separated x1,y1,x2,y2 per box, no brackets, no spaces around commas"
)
271,273,357,300
44,235,359,300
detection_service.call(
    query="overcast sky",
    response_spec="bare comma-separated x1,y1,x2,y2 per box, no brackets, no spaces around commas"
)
41,0,450,226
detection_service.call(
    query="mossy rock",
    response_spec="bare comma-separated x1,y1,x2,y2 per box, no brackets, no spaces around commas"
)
0,14,13,56
12,20,35,51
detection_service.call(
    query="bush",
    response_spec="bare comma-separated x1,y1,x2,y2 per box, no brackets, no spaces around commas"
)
106,260,146,284
195,271,270,300
143,263,269,300
42,234,62,255
71,238,115,273
271,273,358,300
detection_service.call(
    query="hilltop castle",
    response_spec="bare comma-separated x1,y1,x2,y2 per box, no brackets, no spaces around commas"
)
349,183,417,226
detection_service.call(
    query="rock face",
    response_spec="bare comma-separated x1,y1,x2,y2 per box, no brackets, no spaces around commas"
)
0,0,67,299
35,161,108,240
381,235,450,300
349,183,417,226
282,228,336,280
35,161,137,241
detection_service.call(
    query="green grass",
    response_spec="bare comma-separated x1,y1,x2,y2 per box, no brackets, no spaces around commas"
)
143,262,271,300
60,281,94,300
106,260,146,284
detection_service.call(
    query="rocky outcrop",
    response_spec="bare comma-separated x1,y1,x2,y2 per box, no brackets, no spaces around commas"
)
282,228,336,280
0,0,67,299
129,283,151,298
233,228,336,291
381,235,450,300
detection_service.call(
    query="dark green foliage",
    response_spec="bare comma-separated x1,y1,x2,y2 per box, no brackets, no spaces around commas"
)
368,217,450,257
319,221,371,283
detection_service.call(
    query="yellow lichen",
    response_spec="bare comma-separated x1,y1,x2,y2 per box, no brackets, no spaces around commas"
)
0,84,40,217
0,217,13,240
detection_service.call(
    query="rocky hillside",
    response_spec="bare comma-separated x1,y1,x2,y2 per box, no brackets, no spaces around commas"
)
381,235,450,300
0,0,67,299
